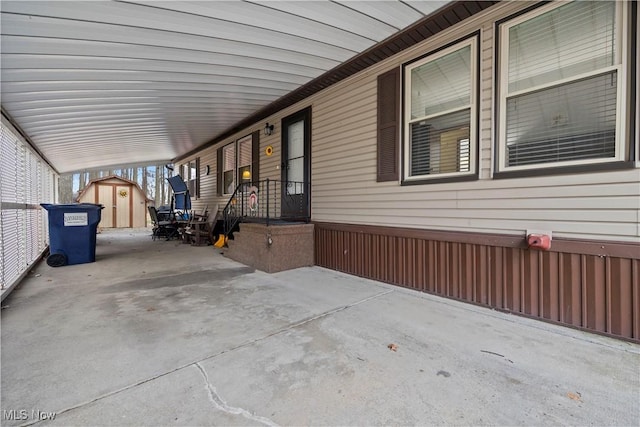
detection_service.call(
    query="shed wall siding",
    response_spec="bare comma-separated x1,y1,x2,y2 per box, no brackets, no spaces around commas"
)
79,186,95,204
132,190,146,228
79,181,149,228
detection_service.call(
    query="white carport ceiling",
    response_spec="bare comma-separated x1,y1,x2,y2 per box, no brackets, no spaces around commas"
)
1,1,453,173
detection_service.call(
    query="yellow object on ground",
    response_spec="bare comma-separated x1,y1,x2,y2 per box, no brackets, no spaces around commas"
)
214,235,226,248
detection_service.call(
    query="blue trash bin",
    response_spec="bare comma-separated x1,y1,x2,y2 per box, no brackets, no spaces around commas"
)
40,203,104,267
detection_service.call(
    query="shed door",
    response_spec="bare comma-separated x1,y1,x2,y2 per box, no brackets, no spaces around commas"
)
115,185,132,228
96,184,132,228
97,184,114,228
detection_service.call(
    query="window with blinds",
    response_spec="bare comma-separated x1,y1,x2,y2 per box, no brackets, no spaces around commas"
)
221,135,254,195
222,143,236,194
404,37,477,181
237,135,252,185
499,1,625,170
179,159,199,198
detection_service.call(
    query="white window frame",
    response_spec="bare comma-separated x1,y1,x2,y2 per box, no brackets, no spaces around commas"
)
180,159,199,198
188,159,198,198
237,135,253,186
497,1,628,172
403,36,478,182
222,143,236,196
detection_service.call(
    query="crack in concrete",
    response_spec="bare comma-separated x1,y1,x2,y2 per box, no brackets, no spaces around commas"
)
177,289,396,367
234,289,396,349
194,362,279,427
17,288,393,426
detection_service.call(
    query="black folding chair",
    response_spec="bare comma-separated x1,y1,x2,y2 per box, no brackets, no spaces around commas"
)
148,206,178,240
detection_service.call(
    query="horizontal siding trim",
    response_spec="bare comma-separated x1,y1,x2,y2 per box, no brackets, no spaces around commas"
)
311,168,640,191
312,188,637,204
310,179,640,199
311,216,638,242
313,221,640,259
312,193,636,210
311,206,636,223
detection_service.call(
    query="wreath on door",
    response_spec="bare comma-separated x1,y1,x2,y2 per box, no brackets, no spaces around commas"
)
119,189,128,198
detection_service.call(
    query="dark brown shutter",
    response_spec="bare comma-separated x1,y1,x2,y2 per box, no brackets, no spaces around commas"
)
195,157,200,198
216,148,223,196
377,67,400,182
251,130,260,184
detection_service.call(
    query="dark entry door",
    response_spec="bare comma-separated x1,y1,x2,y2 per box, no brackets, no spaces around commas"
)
281,107,310,219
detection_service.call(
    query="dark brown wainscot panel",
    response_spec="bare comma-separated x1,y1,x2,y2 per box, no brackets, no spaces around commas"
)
314,222,640,342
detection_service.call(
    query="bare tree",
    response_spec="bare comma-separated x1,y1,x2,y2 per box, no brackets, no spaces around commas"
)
58,174,73,203
57,162,169,206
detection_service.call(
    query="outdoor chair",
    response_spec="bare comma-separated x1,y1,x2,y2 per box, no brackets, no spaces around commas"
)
178,206,207,244
148,206,178,240
183,206,220,246
167,175,191,221
190,205,208,222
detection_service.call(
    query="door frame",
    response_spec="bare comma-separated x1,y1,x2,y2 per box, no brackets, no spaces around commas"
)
281,106,311,220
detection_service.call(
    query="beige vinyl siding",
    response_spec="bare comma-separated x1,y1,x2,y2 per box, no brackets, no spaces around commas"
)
311,1,639,243
259,126,282,217
313,78,377,190
197,149,216,206
260,131,280,182
188,127,277,215
182,1,639,243
182,148,218,213
480,22,494,180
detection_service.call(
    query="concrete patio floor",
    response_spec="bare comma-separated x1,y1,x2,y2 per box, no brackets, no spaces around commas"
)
1,228,639,426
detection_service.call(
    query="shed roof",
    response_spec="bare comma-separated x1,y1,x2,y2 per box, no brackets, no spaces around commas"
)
75,175,153,202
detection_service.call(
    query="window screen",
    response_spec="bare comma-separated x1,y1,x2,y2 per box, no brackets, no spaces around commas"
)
238,136,252,183
501,1,622,169
406,39,475,180
223,144,235,194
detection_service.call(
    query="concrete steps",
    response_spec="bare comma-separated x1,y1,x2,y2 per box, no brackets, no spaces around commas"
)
225,222,314,273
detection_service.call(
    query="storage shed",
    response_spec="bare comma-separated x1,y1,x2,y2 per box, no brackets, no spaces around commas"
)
76,176,151,228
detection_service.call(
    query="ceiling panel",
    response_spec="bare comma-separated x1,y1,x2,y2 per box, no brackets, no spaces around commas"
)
248,1,400,37
1,0,455,173
2,55,317,84
0,1,361,58
132,1,378,49
0,38,326,76
1,81,289,97
334,1,444,29
1,17,343,70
